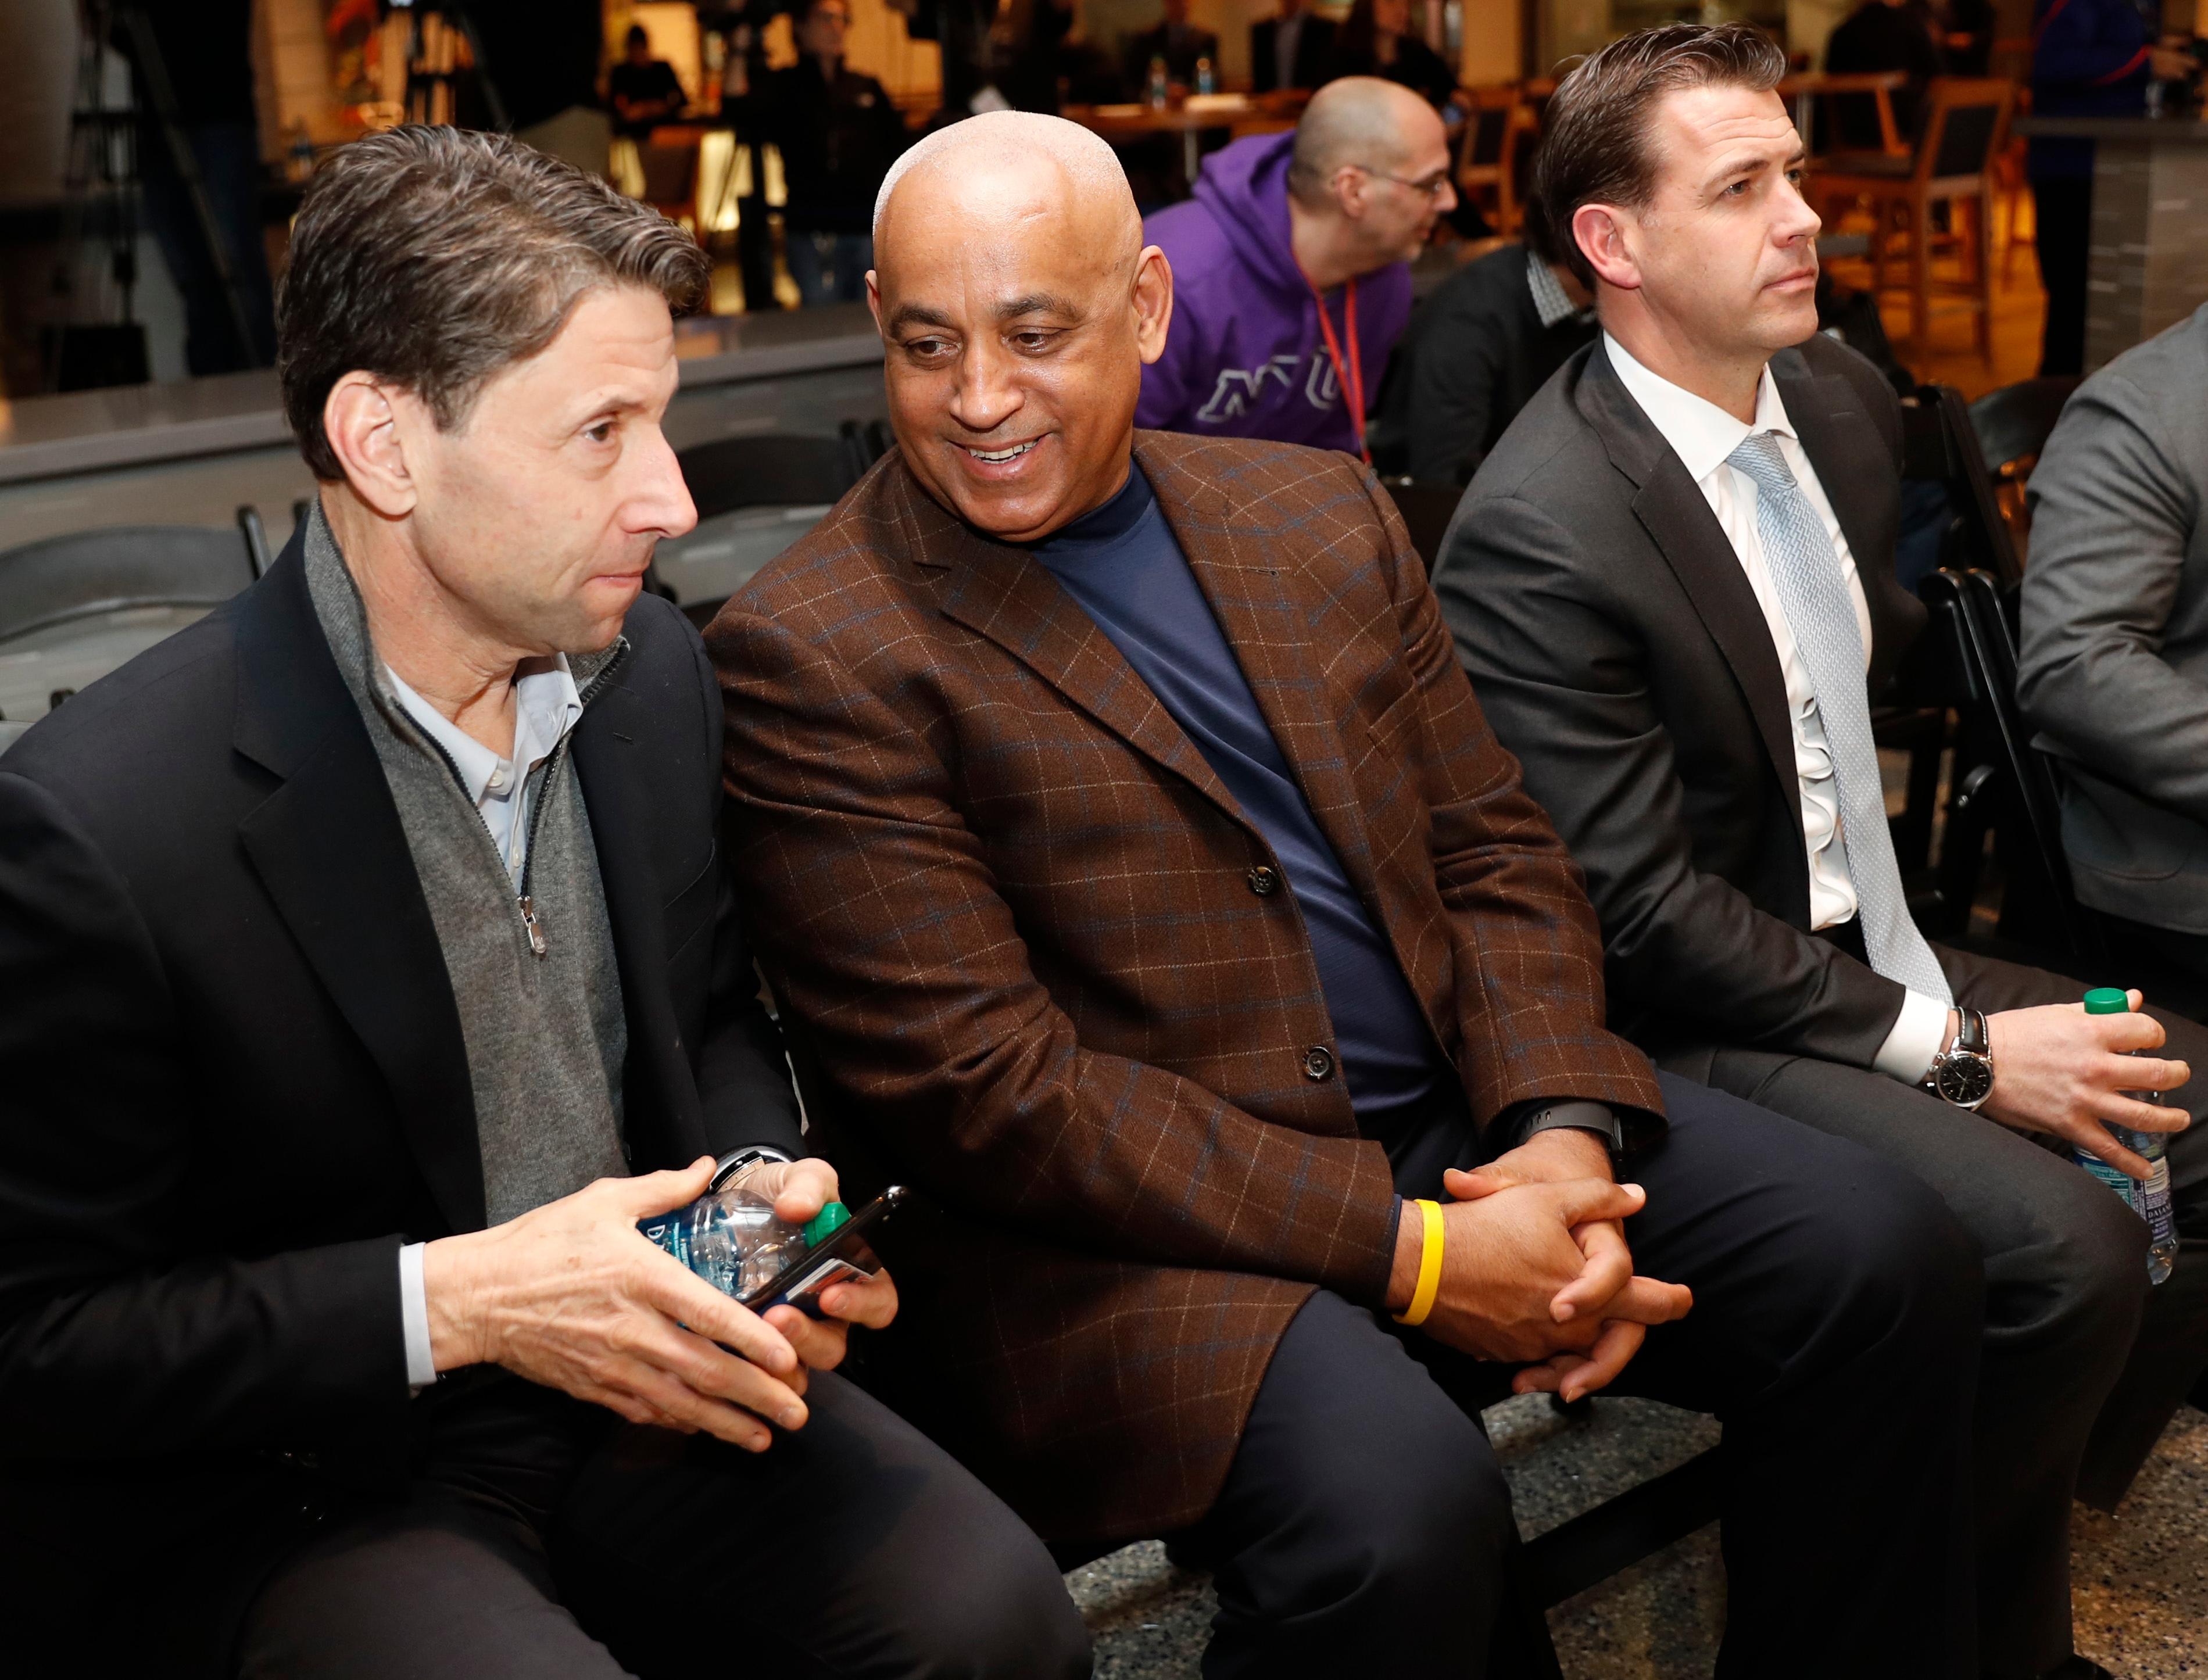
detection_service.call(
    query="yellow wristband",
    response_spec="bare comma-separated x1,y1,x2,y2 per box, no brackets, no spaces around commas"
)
1392,1198,1445,1328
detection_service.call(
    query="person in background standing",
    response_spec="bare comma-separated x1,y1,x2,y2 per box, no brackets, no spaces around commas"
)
1136,77,1451,456
2031,0,2193,375
1251,0,1340,95
1331,0,1459,110
119,0,277,376
733,0,911,306
607,23,688,139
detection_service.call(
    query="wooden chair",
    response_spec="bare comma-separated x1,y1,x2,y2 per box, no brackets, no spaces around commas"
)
1810,77,2014,361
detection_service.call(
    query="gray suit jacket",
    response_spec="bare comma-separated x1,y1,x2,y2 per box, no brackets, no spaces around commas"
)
1434,332,1927,1070
2017,303,2208,936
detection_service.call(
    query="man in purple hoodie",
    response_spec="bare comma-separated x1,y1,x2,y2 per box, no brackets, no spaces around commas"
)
1136,77,1453,459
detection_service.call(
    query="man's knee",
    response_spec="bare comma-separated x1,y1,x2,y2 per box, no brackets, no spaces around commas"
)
879,1499,1092,1680
2014,1155,2149,1359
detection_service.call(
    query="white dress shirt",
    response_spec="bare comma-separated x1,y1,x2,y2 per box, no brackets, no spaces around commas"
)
1604,334,1949,1084
385,657,585,1388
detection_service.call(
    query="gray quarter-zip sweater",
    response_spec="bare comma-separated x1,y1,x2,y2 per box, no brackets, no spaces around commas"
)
304,508,629,1227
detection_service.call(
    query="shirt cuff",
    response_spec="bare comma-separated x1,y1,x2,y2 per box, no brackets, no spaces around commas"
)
399,1241,436,1392
1873,990,1953,1084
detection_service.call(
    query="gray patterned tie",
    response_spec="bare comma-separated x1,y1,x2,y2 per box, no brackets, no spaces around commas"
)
1726,431,1953,1003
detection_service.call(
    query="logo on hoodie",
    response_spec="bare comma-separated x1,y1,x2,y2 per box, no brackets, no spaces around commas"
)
1195,355,1302,424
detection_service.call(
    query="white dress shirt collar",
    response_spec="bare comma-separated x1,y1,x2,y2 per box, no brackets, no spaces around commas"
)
1602,331,1795,482
382,657,582,806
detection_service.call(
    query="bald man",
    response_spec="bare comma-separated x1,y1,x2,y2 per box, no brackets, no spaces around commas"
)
711,112,1984,1677
1135,77,1450,458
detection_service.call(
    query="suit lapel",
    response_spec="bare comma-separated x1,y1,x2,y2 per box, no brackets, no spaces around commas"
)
1577,344,1803,841
232,545,485,1231
1772,352,1914,696
571,674,710,1173
1139,439,1389,909
904,460,1251,826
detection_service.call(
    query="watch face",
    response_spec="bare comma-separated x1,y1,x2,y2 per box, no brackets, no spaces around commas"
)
1934,1053,1995,1108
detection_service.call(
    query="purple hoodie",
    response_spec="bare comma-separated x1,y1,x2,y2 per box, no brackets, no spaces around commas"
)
1136,130,1412,456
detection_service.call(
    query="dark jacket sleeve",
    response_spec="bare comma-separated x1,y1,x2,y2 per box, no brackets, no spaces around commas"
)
1435,492,1909,1068
0,772,410,1459
1403,275,1513,486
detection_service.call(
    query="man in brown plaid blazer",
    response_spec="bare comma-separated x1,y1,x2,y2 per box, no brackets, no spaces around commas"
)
713,112,1986,1677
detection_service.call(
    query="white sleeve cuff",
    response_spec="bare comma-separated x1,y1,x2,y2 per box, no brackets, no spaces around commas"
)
1873,990,1953,1085
399,1242,436,1392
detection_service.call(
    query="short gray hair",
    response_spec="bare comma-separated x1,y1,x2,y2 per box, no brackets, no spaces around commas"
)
277,126,708,481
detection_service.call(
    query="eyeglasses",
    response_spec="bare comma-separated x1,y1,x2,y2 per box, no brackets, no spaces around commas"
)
1354,164,1454,199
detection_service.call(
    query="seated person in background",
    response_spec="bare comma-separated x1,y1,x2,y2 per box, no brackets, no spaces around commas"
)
1136,77,1448,457
0,126,1088,1680
715,108,1986,1678
1823,0,1943,145
2019,301,2208,983
731,0,910,306
1251,0,1339,94
1330,0,1459,110
607,23,687,139
1434,28,2207,1680
1368,212,1597,486
1124,0,1219,91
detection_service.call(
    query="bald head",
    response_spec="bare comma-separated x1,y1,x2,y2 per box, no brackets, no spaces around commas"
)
874,110,1138,257
1289,76,1445,204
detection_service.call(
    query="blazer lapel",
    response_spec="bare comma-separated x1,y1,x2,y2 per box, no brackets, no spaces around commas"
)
1138,438,1389,911
900,460,1250,826
571,674,710,1173
232,543,485,1232
1772,349,1916,696
1577,345,1803,840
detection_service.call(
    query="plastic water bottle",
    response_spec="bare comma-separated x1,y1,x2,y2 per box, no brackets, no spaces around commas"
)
1147,54,1170,106
2074,987,2178,1285
639,1178,852,1302
1194,56,1216,96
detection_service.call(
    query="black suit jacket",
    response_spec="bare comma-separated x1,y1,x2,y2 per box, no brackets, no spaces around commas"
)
1433,332,1928,1070
1249,13,1337,92
1370,243,1600,486
0,532,800,1671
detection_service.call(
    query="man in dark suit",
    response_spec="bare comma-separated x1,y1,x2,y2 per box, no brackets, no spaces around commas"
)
1369,225,1597,485
1435,27,2208,1680
1250,0,1337,94
0,126,1087,1680
715,108,1985,1678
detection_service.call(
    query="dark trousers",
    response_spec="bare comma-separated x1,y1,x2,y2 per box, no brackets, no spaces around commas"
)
235,1369,1090,1679
1659,940,2208,1680
1170,1074,1983,1680
2033,176,2094,378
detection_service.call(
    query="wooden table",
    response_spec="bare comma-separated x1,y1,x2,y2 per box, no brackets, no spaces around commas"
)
1778,70,1909,153
1066,93,1305,184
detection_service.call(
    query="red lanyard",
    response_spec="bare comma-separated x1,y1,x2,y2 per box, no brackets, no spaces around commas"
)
1303,272,1369,465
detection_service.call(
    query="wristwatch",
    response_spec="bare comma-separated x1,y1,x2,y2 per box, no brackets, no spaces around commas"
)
1923,1007,1995,1111
710,1145,793,1191
1514,1100,1626,1164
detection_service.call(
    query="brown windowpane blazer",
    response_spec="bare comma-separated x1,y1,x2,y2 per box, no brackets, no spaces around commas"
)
710,430,1663,1545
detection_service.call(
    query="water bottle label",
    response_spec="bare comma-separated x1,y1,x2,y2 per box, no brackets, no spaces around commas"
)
2142,1156,2177,1248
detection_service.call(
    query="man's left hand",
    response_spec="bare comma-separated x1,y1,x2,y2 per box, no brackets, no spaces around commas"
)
1449,1127,1655,1403
741,1159,901,1373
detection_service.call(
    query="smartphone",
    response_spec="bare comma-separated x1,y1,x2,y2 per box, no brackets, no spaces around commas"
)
738,1185,907,1317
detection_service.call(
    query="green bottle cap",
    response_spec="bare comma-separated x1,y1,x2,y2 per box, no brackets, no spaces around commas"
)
804,1201,851,1247
2083,987,2131,1016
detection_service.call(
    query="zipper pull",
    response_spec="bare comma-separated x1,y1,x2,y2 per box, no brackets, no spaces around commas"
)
517,895,548,958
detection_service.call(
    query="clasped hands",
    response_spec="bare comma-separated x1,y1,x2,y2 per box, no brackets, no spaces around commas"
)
421,1156,898,1452
1387,1129,1692,1403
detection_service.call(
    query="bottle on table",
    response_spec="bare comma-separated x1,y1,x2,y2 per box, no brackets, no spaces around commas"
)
2074,986,2178,1285
639,1176,853,1302
1194,56,1215,95
1147,54,1170,106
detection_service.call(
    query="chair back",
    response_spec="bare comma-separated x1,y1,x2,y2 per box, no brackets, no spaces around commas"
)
1901,384,2021,588
1969,376,2079,559
1916,77,2012,186
676,432,870,522
0,524,257,647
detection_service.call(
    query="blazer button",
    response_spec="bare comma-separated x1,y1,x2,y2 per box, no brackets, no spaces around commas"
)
1247,865,1281,897
1303,1045,1336,1082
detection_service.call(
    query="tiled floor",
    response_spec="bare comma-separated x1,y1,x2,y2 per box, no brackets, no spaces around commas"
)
1070,1395,2208,1678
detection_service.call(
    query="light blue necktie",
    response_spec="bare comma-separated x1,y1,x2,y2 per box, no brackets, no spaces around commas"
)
1726,431,1953,1004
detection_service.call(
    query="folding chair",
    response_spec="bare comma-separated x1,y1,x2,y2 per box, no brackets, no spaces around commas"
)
656,431,872,622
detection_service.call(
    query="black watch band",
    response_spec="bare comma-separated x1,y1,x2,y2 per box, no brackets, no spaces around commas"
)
1515,1100,1626,1161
